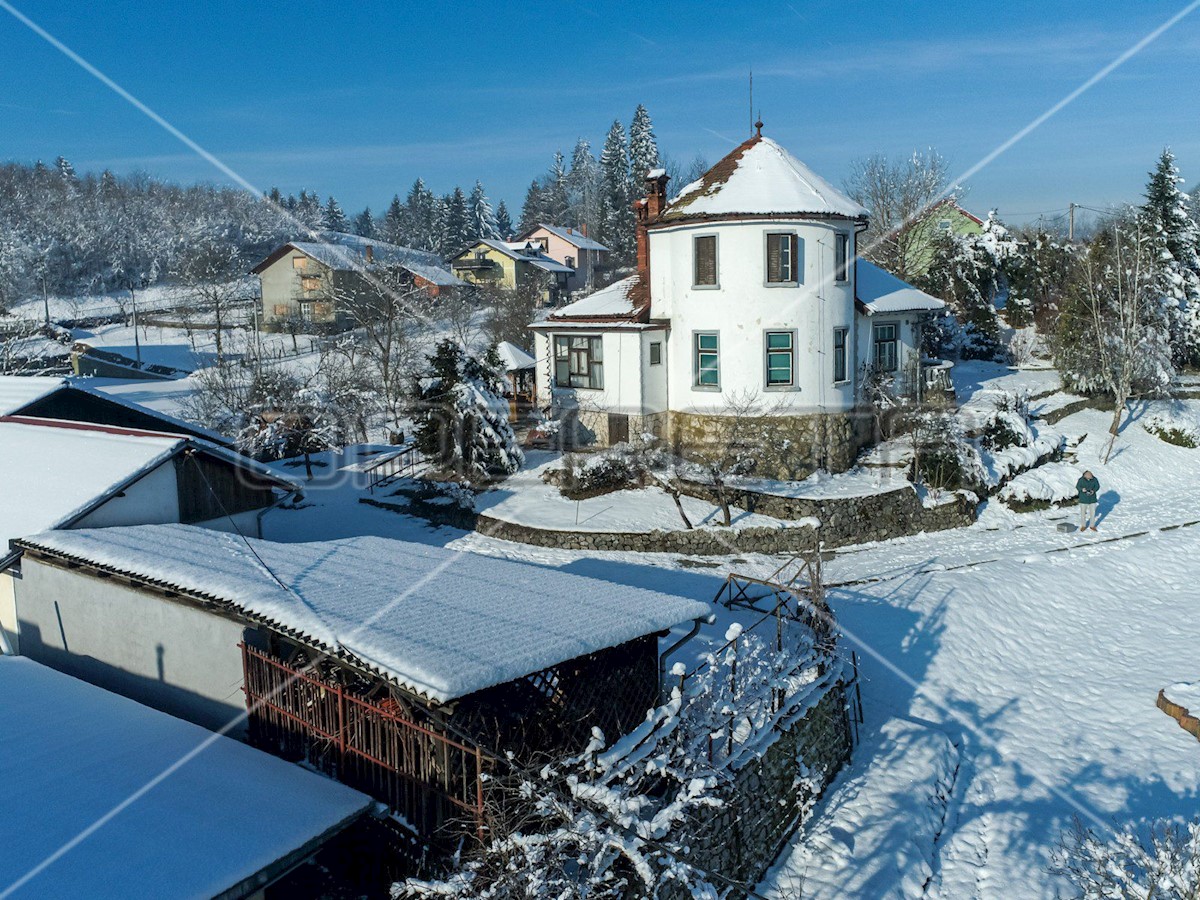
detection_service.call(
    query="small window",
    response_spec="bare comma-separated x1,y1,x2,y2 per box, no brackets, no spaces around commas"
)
766,233,799,284
553,335,604,390
649,341,662,366
292,256,306,269
938,219,952,231
834,233,849,283
301,275,322,292
873,323,898,373
765,331,794,386
564,255,575,269
694,332,719,388
833,327,849,382
273,304,290,317
693,235,717,287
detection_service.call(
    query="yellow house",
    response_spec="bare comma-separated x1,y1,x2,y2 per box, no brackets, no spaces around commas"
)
450,239,573,305
902,201,985,277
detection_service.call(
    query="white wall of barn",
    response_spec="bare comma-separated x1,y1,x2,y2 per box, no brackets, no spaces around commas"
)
13,557,249,738
72,460,180,528
646,218,861,416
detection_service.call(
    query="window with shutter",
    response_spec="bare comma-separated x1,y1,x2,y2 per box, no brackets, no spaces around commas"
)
693,235,717,287
766,233,798,283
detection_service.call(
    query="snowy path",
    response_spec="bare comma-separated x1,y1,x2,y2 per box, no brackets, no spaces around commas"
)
759,403,1200,899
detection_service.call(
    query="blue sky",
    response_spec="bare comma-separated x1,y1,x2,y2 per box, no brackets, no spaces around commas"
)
3,1,1200,227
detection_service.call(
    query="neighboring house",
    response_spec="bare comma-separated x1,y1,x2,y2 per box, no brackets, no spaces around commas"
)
900,200,985,278
0,417,296,657
530,129,945,474
0,374,234,446
450,239,574,305
0,655,369,899
12,523,708,842
517,223,609,293
251,231,463,331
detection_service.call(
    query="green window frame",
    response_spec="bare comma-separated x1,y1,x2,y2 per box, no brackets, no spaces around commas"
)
765,331,794,387
694,332,720,388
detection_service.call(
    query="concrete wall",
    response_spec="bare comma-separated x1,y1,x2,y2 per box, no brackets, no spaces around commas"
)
647,218,860,416
73,460,180,528
15,557,249,737
0,571,16,655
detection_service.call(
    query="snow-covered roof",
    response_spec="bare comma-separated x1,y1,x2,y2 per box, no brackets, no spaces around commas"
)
256,231,464,287
20,524,711,704
0,375,67,416
0,656,369,897
659,135,868,223
525,223,608,252
538,275,647,324
0,417,296,552
495,340,535,371
856,260,946,315
0,419,184,547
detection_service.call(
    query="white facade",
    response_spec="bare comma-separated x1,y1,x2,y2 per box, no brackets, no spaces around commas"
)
530,133,944,449
646,218,860,416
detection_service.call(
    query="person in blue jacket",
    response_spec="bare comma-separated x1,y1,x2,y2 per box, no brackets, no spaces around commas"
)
1076,470,1100,531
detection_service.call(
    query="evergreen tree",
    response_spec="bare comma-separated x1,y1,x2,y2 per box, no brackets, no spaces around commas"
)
599,119,634,264
381,195,405,244
352,207,376,238
412,339,522,479
323,196,349,232
467,180,500,242
567,138,601,234
296,191,323,231
54,156,76,182
267,187,284,207
495,200,514,240
1142,148,1200,366
518,179,547,235
543,152,570,225
628,103,660,190
441,187,470,255
404,179,439,251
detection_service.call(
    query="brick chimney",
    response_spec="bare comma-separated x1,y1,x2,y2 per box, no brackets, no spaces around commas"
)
365,244,374,262
580,223,588,237
635,169,670,282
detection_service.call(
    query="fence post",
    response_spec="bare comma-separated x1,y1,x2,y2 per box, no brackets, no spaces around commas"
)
336,682,347,776
475,746,485,842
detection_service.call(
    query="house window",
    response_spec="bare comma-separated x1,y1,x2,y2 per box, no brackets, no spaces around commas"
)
765,331,794,386
553,335,604,390
565,255,575,269
273,304,290,317
301,275,322,292
693,235,718,287
833,327,849,382
649,341,662,365
292,256,306,270
694,332,719,388
834,233,849,283
938,219,952,231
873,323,898,373
766,233,799,284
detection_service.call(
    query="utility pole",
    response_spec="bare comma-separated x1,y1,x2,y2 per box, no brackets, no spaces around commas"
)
131,287,142,368
1068,202,1076,242
41,275,49,326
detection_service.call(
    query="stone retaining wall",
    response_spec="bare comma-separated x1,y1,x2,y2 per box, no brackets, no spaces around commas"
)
678,683,854,893
365,478,976,556
679,480,977,549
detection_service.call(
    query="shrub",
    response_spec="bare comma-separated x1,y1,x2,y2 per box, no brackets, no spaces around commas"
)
1143,412,1199,448
912,412,983,492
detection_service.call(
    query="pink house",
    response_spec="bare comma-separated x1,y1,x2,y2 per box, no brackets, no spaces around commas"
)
518,223,609,295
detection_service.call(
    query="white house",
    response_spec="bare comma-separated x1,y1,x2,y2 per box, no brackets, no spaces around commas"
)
530,126,944,475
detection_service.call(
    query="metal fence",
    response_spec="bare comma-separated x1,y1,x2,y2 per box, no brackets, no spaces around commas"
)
240,643,486,839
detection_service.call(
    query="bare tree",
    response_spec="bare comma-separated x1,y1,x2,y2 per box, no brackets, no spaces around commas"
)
844,150,952,280
1051,817,1200,899
684,391,765,527
1058,216,1174,462
483,282,539,347
177,240,249,363
335,265,429,435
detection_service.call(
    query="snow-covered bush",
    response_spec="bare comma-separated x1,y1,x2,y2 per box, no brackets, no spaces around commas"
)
1143,409,1200,448
912,412,984,492
980,392,1034,451
1051,818,1200,899
557,436,672,499
400,616,842,899
997,462,1080,508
